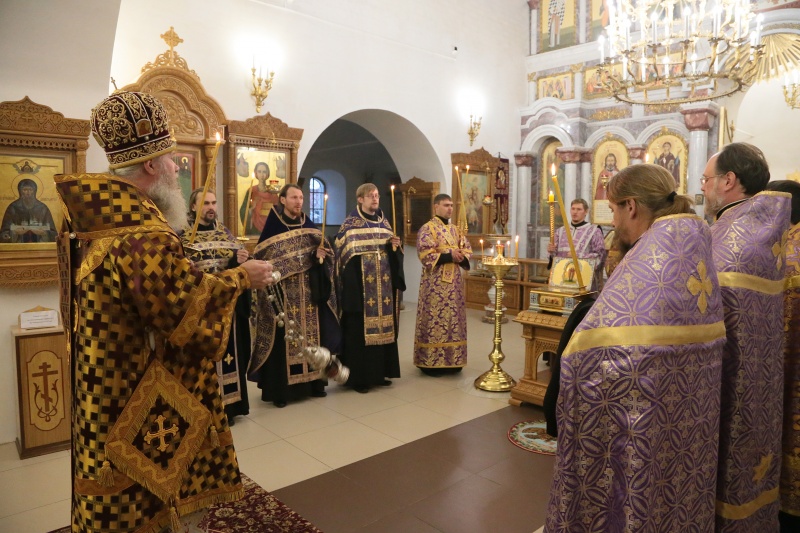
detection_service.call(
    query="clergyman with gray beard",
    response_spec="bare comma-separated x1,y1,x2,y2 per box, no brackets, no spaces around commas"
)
55,90,277,533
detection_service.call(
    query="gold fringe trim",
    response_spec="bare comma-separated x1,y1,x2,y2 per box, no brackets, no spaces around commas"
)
176,485,245,515
97,460,114,488
716,487,779,519
415,340,467,348
209,425,220,447
170,504,181,533
718,272,785,294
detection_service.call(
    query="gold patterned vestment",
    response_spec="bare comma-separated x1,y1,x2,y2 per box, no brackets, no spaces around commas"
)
56,174,247,533
413,216,471,368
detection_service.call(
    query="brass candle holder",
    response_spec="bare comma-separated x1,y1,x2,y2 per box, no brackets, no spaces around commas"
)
474,240,517,392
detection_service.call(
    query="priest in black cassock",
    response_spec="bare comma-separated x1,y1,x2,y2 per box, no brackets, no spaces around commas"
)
335,183,405,393
180,188,251,425
250,184,340,407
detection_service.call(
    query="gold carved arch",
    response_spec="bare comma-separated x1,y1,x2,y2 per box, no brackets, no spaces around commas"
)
120,28,228,200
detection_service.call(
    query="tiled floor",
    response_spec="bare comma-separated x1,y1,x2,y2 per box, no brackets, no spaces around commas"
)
0,303,553,533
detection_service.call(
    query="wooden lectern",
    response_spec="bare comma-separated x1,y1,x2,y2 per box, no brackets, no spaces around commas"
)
11,325,71,458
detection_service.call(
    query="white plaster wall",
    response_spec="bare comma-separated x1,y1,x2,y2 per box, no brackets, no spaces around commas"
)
0,0,121,446
0,0,527,444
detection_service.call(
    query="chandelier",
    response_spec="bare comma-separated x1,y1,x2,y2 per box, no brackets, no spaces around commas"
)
597,0,764,106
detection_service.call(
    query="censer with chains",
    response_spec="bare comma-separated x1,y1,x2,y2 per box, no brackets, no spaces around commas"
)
263,271,350,384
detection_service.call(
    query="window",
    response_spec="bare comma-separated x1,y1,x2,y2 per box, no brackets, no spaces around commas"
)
309,176,326,224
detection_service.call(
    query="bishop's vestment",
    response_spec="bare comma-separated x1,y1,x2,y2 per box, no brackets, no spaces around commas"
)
57,174,246,533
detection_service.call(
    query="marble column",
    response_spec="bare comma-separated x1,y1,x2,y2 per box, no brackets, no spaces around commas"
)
681,105,717,216
628,145,646,164
528,0,539,55
579,150,593,207
515,152,534,258
555,148,583,210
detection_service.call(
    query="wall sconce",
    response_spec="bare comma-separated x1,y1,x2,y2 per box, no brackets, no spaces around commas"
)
251,67,275,114
784,70,800,110
467,114,482,146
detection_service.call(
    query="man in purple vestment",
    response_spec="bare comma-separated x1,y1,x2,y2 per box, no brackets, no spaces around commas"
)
702,143,792,532
547,198,606,290
546,164,725,532
413,194,472,375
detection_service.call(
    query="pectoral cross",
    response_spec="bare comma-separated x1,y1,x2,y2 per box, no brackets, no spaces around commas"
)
144,415,180,452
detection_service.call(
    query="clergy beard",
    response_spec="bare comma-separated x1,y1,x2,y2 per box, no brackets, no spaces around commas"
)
147,175,188,230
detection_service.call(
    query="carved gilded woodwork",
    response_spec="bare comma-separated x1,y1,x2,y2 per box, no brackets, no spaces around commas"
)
0,97,90,288
226,113,303,243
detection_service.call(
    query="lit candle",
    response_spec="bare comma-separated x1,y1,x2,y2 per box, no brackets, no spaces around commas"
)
480,238,484,257
319,193,328,264
390,185,397,234
551,163,556,177
515,235,519,259
645,152,650,164
552,174,585,289
548,190,554,202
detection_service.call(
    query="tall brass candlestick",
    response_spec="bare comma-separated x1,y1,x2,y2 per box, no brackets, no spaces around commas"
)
188,132,222,244
548,188,555,244
551,172,585,290
390,185,397,251
319,193,328,264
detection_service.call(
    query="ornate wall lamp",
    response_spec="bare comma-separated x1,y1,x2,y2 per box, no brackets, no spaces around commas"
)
467,114,482,146
251,66,275,113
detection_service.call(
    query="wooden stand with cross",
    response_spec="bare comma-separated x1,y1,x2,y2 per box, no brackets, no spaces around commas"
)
11,325,71,458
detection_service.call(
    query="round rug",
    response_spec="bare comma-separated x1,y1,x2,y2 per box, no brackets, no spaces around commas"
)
507,420,557,455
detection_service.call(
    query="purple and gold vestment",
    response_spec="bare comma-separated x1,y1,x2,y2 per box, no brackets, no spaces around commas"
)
57,174,246,533
546,214,725,532
781,222,800,523
413,216,472,368
553,222,606,290
711,192,791,531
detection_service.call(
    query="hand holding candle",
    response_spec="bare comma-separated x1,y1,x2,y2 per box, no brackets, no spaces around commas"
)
551,174,585,289
319,193,328,264
390,185,398,251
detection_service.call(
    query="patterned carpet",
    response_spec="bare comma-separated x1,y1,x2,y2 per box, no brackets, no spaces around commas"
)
49,473,321,533
507,420,557,455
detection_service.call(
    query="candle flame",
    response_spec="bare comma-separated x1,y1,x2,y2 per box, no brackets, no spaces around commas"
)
391,185,395,191
479,239,483,244
324,194,328,200
515,235,519,243
215,132,221,142
551,163,556,176
466,165,470,171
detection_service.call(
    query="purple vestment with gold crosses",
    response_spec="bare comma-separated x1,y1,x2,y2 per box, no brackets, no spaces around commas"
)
546,214,725,532
711,192,791,532
413,216,472,368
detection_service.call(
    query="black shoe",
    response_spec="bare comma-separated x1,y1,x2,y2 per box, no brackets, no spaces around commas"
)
273,400,287,408
420,368,444,377
354,386,370,394
379,379,392,386
311,390,328,398
227,416,236,427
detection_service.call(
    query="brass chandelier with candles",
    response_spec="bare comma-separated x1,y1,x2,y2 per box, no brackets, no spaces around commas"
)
597,0,764,106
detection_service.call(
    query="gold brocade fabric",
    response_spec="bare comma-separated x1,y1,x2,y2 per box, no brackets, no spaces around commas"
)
56,174,246,533
413,217,471,368
782,223,800,519
252,224,336,386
